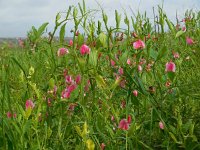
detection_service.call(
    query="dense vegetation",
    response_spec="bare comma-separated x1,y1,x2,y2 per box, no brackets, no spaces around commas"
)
0,1,200,149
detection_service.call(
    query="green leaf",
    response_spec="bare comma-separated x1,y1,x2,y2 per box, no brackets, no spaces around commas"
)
23,120,32,134
96,75,106,89
77,34,84,46
150,49,158,60
89,50,97,67
157,45,168,60
175,30,185,38
49,78,55,89
59,23,66,44
115,10,121,29
165,18,174,33
99,32,107,47
169,132,178,143
167,72,175,81
37,22,49,37
103,12,108,25
56,13,61,23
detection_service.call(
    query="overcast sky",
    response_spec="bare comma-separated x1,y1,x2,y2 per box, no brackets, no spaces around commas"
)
0,0,199,38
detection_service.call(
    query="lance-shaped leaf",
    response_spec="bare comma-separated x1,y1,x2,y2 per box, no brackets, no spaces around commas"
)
59,23,66,44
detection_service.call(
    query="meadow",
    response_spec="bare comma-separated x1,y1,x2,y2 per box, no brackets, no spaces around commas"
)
0,1,200,149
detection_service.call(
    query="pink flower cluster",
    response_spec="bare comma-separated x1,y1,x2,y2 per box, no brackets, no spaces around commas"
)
133,40,145,50
61,74,81,99
186,37,194,45
118,115,132,130
57,48,69,57
165,61,176,72
7,111,17,118
80,44,90,55
25,99,35,110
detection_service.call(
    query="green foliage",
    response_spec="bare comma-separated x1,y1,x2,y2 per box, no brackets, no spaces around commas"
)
0,1,200,149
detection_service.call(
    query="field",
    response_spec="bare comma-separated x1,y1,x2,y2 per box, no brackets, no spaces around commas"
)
0,1,200,149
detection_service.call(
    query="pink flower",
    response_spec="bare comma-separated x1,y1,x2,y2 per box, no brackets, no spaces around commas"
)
80,44,90,55
133,40,145,50
165,61,176,72
127,115,132,124
57,48,69,57
138,65,142,72
13,113,17,118
159,121,164,130
110,59,115,66
18,38,24,48
61,90,71,99
133,90,138,97
67,84,77,93
7,111,12,118
118,67,124,75
186,37,194,45
127,58,131,65
75,75,81,85
69,39,73,46
65,75,72,84
182,26,186,32
173,52,179,59
68,103,77,111
111,115,115,121
25,100,35,110
53,86,57,95
118,119,129,130
101,143,106,150
120,79,126,88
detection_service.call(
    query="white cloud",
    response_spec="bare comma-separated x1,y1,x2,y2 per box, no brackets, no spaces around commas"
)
0,0,199,37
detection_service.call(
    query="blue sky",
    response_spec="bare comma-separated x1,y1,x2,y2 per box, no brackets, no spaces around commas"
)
0,0,199,37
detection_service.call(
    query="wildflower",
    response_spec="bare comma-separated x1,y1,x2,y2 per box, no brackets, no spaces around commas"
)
146,63,152,72
61,90,71,99
121,100,126,108
111,115,115,121
120,79,126,88
139,58,146,65
172,51,180,59
68,103,78,111
75,31,79,36
186,37,194,45
7,111,12,118
182,26,186,32
25,99,35,110
159,121,164,130
127,58,131,65
118,67,124,75
133,40,145,50
138,65,142,72
118,119,129,130
69,39,73,46
67,84,77,93
57,48,69,56
75,75,81,85
63,69,68,77
127,115,132,124
132,32,138,38
165,61,176,72
133,90,138,97
101,143,106,150
65,75,72,84
13,113,17,118
165,81,171,87
80,44,90,55
110,59,116,66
